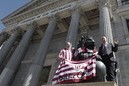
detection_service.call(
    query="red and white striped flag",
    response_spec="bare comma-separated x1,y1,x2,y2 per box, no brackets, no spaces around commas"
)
52,56,96,85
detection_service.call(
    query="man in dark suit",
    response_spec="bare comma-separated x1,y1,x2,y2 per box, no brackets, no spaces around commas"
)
98,36,118,81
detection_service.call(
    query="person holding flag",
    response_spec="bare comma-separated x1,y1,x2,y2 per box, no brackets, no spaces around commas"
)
58,42,73,61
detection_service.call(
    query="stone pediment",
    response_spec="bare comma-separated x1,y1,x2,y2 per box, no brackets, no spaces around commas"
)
2,0,76,28
2,0,52,21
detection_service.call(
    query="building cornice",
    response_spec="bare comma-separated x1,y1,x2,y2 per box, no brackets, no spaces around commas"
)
1,0,55,21
2,0,75,27
1,0,98,35
1,0,36,21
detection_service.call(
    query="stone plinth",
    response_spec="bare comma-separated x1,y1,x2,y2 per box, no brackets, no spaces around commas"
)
42,82,115,86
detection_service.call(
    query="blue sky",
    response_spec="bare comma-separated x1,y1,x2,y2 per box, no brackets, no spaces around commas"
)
0,0,31,31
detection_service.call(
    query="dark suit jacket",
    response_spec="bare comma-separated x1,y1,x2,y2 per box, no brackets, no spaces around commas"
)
98,43,118,58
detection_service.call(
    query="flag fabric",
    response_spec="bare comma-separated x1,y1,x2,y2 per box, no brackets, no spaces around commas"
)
59,48,72,61
52,56,96,85
74,47,98,58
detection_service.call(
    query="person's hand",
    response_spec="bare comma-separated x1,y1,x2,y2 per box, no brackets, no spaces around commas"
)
115,68,120,73
114,39,119,44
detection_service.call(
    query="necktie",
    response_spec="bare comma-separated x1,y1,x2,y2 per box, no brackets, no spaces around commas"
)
103,44,107,55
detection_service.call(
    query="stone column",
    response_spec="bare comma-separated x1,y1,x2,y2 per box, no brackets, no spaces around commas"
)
46,7,81,85
99,0,113,43
66,7,80,47
23,16,57,86
117,0,122,6
48,7,81,84
0,31,18,66
0,23,35,86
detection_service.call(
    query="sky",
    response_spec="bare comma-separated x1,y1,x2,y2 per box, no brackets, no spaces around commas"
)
0,0,31,32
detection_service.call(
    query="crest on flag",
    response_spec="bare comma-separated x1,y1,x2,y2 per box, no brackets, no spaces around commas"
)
52,56,96,85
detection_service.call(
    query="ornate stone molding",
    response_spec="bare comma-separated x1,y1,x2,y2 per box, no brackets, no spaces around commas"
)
2,0,98,33
3,0,75,27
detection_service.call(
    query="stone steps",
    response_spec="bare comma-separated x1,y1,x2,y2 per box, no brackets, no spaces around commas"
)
42,82,115,86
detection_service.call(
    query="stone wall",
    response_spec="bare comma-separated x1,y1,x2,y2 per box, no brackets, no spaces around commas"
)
117,45,129,86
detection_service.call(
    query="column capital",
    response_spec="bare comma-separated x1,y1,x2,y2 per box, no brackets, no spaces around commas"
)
26,21,38,29
98,0,109,7
68,5,82,19
47,14,59,24
70,4,81,13
0,31,8,36
19,21,37,35
48,14,59,20
0,31,9,39
12,27,23,40
10,27,21,34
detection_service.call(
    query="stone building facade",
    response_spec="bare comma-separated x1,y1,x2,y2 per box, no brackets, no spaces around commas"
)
0,0,129,86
